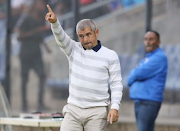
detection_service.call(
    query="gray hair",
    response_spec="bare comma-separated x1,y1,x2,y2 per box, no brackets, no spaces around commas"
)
76,19,97,33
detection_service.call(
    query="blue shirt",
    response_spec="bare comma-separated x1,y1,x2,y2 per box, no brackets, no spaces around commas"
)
128,48,168,102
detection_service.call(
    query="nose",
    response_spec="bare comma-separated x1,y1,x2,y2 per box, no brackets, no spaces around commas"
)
144,40,149,45
84,36,89,42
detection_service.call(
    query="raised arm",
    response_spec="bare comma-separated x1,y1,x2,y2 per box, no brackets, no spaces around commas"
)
45,5,75,57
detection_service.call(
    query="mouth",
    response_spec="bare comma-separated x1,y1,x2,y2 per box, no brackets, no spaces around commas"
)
84,42,91,45
83,42,93,49
145,45,153,52
146,45,152,48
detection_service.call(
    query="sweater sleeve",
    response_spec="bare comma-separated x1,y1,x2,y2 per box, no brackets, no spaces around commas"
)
51,20,75,57
109,52,123,111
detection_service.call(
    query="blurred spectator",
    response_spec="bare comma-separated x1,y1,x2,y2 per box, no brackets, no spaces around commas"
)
127,31,168,131
107,0,123,12
12,1,33,58
17,0,51,112
122,0,135,8
79,0,95,6
11,0,25,29
122,0,145,8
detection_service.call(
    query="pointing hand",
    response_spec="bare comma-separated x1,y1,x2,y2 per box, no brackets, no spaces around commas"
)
45,4,57,23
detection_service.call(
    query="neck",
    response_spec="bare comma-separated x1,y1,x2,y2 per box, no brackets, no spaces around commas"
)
93,41,98,47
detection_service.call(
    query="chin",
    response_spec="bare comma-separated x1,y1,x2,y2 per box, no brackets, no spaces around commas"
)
86,47,93,50
146,48,152,53
85,46,93,50
146,50,151,53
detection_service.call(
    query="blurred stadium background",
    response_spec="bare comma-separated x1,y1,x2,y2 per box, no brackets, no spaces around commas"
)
0,0,180,130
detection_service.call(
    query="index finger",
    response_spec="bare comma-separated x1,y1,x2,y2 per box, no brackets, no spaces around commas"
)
110,117,113,124
47,4,53,12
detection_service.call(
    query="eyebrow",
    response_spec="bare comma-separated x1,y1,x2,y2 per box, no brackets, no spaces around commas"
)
78,32,91,36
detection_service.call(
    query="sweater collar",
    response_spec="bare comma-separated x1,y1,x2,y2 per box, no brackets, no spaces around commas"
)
83,40,101,52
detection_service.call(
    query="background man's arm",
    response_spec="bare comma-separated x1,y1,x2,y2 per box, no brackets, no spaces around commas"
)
18,25,50,41
128,55,167,82
127,69,136,86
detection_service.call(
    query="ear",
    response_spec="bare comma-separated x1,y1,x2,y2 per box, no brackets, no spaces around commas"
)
95,29,99,37
76,32,80,38
157,40,161,46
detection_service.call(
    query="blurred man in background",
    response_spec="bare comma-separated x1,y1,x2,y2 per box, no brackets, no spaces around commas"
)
45,4,123,131
18,0,51,112
128,31,168,131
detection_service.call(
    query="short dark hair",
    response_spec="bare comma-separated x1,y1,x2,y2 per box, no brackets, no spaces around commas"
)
148,30,160,40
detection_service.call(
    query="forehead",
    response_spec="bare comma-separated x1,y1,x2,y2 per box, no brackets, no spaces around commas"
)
145,32,157,38
77,27,93,34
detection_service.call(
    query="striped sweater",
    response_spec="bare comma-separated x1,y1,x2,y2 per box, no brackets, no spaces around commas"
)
51,20,123,111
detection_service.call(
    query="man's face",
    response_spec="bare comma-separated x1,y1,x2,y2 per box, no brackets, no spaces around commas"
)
77,27,99,50
144,32,160,53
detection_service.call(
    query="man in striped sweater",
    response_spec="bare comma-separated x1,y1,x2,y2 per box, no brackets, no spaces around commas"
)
45,5,123,131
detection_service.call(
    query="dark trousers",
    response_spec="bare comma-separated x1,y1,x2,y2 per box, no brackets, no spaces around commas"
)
134,100,161,131
20,55,46,110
